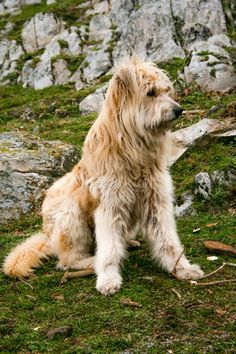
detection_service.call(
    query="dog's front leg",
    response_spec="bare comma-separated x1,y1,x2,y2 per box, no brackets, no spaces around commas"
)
144,190,204,280
94,206,126,295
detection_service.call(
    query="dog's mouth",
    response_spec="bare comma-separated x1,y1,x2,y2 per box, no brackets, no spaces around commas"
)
146,119,175,132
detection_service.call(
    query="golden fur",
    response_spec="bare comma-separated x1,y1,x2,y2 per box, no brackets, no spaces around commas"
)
3,57,203,295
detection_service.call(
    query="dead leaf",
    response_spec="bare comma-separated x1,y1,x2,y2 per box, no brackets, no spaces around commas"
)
206,223,218,228
215,308,227,316
228,208,236,216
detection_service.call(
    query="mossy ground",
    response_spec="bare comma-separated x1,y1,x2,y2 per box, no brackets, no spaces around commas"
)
0,56,236,353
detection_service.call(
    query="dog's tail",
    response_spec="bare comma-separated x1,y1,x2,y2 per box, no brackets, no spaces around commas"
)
3,232,52,278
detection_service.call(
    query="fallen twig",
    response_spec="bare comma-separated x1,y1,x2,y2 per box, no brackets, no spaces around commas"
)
190,262,236,286
190,279,236,286
120,297,142,308
61,268,94,284
19,277,34,290
199,262,236,279
182,110,205,115
171,288,182,300
204,240,236,257
171,249,185,279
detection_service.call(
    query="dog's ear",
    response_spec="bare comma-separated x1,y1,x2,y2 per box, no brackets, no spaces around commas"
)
110,64,139,108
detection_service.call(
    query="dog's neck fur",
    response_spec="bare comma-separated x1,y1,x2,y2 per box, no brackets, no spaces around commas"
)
81,105,171,179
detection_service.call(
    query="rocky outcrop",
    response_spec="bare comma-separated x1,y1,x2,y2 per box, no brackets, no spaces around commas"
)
0,0,42,15
21,12,64,53
0,132,80,224
0,0,235,92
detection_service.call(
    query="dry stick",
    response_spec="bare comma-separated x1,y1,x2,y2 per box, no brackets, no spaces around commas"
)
171,249,185,280
19,277,34,290
190,262,236,287
61,268,95,284
191,279,236,286
198,262,236,280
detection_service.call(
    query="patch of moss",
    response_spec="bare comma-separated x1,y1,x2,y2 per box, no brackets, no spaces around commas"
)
158,57,187,81
52,53,86,74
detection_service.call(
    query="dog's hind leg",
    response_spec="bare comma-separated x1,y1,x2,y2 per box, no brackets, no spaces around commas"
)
50,205,94,271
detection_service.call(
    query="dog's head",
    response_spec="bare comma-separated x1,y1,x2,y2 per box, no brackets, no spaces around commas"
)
105,57,182,137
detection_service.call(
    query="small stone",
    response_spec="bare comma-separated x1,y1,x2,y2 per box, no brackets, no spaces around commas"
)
207,256,218,261
46,325,73,339
195,172,212,199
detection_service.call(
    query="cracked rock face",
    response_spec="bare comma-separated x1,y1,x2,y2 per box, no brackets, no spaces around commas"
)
0,39,24,82
22,12,64,53
111,0,185,63
0,0,235,91
0,0,42,15
0,132,80,224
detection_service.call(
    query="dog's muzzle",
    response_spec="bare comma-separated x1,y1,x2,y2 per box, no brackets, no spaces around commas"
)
173,106,183,119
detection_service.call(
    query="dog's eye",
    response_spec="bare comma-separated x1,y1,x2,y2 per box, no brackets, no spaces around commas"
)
147,89,156,97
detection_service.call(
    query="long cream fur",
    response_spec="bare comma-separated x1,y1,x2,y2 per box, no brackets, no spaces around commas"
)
3,57,204,294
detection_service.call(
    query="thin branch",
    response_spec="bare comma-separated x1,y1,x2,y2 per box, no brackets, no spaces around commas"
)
19,277,34,290
189,262,236,286
171,288,182,300
190,279,236,286
198,262,236,279
61,268,94,284
171,249,185,279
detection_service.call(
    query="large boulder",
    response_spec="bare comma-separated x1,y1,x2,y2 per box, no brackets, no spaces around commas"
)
184,38,236,92
0,132,80,224
79,84,108,114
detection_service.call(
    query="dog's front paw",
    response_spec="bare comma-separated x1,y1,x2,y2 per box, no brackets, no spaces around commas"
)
96,271,122,295
175,264,204,280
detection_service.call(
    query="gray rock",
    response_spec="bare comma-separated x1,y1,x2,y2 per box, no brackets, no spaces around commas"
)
0,39,24,82
0,22,14,39
195,172,212,199
111,0,185,64
170,118,223,166
184,41,236,92
89,14,112,44
83,49,111,82
79,84,108,114
40,40,61,62
22,58,54,90
211,169,236,187
175,193,195,217
0,0,42,15
171,0,227,50
86,1,110,16
22,12,64,53
0,132,80,224
53,59,71,85
57,27,81,56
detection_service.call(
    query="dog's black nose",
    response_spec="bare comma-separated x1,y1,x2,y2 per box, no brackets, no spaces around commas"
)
173,106,183,118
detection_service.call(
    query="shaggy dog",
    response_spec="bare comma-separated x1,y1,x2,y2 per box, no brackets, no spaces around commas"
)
3,57,204,295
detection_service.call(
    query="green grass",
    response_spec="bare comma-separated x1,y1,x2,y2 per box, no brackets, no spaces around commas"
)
0,51,235,353
0,212,236,353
